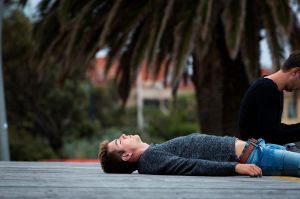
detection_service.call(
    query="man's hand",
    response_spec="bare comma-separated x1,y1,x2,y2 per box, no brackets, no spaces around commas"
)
235,164,262,177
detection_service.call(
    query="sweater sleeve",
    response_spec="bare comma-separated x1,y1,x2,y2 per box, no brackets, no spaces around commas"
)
138,149,238,176
256,85,300,144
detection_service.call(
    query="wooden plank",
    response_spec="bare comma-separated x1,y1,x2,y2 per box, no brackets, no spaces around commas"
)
0,162,300,199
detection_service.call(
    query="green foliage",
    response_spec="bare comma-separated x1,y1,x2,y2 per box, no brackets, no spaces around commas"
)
9,127,57,161
63,136,100,159
89,82,125,128
144,94,199,142
3,10,33,62
3,10,102,159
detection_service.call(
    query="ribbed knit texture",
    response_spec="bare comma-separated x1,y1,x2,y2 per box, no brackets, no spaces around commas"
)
138,133,239,176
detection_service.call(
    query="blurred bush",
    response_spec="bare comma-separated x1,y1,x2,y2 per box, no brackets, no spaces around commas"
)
9,127,57,161
144,93,199,143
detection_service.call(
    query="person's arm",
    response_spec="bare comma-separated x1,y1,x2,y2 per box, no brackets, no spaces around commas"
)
257,85,300,144
140,149,238,176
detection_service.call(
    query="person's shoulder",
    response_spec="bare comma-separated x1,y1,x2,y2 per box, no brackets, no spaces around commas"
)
253,77,275,86
141,144,163,157
250,77,278,92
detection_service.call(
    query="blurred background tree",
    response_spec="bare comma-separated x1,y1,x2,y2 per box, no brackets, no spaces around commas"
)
2,0,300,160
31,0,300,137
3,7,199,160
3,10,103,159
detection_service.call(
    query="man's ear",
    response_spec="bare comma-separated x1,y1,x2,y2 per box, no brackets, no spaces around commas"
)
296,67,300,77
121,152,133,162
291,67,300,77
291,67,300,75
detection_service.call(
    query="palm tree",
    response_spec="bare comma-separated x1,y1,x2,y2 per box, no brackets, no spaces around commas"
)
33,0,300,137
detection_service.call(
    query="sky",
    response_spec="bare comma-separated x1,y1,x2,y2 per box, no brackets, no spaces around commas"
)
260,38,272,69
23,0,40,21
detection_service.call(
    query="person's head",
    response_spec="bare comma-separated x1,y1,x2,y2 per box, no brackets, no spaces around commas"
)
282,50,300,72
281,50,300,91
98,134,146,173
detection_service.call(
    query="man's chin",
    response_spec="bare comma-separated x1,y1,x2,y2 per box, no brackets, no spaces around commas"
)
135,135,142,141
284,87,294,92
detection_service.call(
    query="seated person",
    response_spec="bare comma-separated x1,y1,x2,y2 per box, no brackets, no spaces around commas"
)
239,50,300,152
98,133,300,177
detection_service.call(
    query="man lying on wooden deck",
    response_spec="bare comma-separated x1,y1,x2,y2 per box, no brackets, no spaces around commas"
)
98,133,300,177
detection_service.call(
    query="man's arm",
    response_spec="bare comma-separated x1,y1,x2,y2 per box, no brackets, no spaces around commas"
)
140,149,239,176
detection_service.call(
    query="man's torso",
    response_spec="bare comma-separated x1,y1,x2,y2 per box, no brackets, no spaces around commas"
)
238,77,283,140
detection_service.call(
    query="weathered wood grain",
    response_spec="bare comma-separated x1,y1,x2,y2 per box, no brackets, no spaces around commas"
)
0,161,299,199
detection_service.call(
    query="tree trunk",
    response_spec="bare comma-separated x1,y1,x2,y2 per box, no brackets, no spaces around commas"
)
192,20,249,137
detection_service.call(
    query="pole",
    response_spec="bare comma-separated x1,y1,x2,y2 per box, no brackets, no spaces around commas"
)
0,0,10,161
137,72,144,130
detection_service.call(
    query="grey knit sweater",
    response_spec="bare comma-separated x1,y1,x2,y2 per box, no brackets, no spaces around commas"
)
138,133,239,176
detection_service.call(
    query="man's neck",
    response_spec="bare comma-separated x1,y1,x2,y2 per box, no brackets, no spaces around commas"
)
265,70,287,91
133,143,150,161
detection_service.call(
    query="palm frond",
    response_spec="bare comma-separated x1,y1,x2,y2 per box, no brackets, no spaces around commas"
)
241,0,260,82
261,0,284,70
266,0,292,35
104,0,151,75
147,0,174,74
116,31,141,103
170,1,202,88
58,0,72,23
130,18,153,77
35,0,58,20
152,31,173,81
289,12,300,50
222,0,246,59
193,0,220,62
98,0,122,49
200,0,221,40
65,1,99,69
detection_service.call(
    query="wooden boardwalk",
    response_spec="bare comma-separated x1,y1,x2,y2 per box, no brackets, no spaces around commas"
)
0,161,300,199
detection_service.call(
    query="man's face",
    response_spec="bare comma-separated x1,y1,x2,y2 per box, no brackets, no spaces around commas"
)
108,134,143,155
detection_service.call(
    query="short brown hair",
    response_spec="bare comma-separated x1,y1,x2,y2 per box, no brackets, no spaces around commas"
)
98,140,138,173
282,50,300,71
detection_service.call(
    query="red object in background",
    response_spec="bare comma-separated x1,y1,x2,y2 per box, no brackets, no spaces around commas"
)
261,68,272,76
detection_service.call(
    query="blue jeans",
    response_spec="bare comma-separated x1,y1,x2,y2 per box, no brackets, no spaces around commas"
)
240,139,300,177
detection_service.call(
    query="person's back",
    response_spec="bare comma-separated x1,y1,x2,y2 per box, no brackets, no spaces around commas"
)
239,77,285,143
